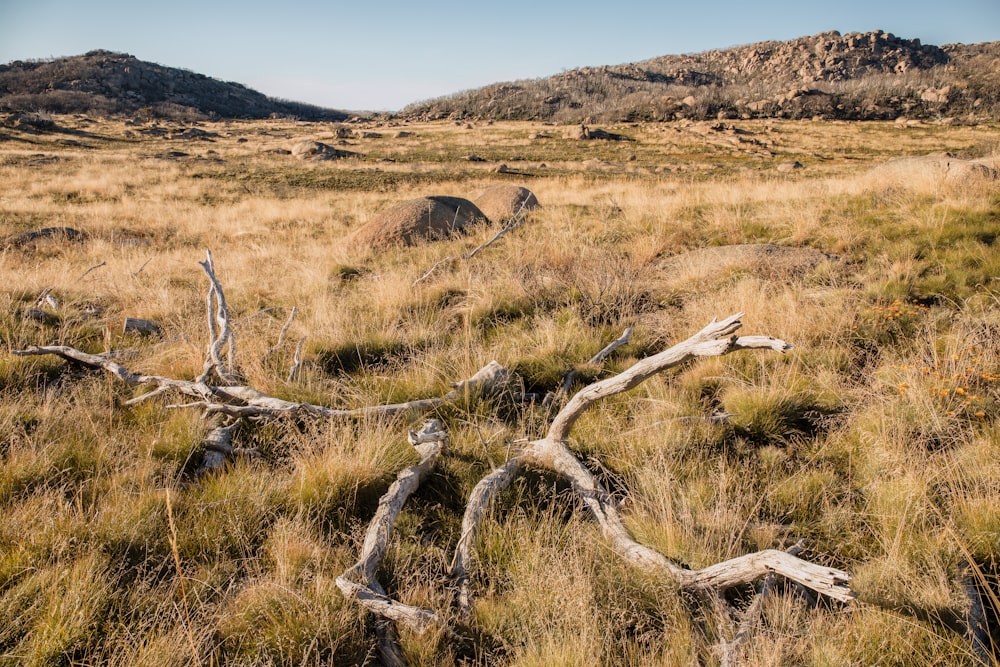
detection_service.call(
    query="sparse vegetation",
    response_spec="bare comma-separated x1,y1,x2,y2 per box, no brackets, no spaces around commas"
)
0,112,998,665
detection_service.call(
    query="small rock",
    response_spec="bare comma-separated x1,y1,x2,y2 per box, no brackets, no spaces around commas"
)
777,160,804,172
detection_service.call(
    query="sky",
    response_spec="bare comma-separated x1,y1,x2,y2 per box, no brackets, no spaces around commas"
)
1,0,998,112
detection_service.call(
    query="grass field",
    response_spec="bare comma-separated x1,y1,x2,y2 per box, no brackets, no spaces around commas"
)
1,114,999,666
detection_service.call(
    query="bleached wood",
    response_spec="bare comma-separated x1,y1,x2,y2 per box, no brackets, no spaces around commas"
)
548,313,790,443
452,456,525,618
287,336,306,382
717,541,805,667
197,250,237,384
554,327,633,403
337,420,451,646
454,314,854,617
589,327,633,364
13,345,509,425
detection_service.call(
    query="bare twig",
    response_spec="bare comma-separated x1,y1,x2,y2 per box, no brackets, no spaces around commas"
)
413,201,532,286
265,306,298,359
551,327,632,405
81,261,107,279
132,257,153,277
287,336,306,382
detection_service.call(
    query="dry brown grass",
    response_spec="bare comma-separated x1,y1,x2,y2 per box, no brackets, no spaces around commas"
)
0,114,998,665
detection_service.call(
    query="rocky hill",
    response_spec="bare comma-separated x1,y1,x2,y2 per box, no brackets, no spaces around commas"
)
0,50,348,121
402,30,1000,123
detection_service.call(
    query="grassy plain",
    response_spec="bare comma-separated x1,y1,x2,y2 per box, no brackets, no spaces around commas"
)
0,114,999,665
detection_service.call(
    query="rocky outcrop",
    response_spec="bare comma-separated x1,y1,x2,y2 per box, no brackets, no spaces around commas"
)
291,141,360,160
870,154,999,184
401,31,999,123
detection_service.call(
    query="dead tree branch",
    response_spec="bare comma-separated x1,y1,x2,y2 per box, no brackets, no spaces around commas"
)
717,540,805,667
413,202,532,286
337,420,452,655
197,250,237,384
452,313,854,622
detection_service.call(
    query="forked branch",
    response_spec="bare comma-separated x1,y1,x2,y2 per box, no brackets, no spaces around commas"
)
453,313,854,622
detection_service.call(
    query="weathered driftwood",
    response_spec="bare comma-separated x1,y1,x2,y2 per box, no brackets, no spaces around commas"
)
11,251,509,480
197,250,237,385
452,313,854,621
11,343,510,423
337,420,452,664
287,336,306,383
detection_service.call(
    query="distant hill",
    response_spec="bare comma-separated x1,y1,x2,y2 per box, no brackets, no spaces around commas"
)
0,50,349,121
401,30,1000,123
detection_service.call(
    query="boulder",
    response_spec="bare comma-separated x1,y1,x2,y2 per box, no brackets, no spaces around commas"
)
473,185,540,223
350,196,489,249
871,154,998,184
777,160,804,172
291,140,358,160
657,244,836,287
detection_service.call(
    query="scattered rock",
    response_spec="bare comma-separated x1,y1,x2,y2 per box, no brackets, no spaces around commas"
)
168,127,217,140
465,154,487,162
291,140,359,160
396,131,416,138
350,196,489,249
3,112,57,131
494,164,512,173
919,86,952,104
777,160,804,172
472,185,541,223
361,131,383,139
123,317,163,336
3,227,86,249
657,244,836,287
872,154,998,184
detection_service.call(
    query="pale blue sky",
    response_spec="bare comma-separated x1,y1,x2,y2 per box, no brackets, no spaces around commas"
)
1,0,997,111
